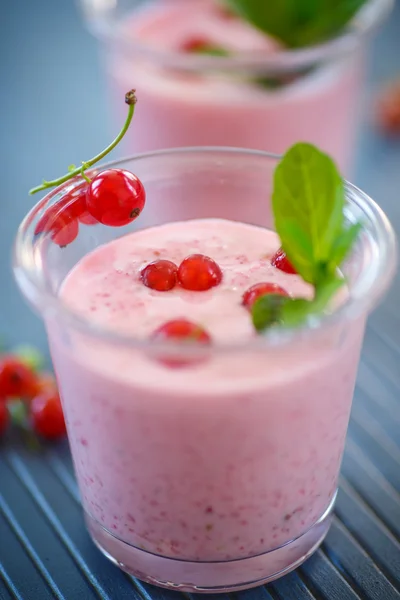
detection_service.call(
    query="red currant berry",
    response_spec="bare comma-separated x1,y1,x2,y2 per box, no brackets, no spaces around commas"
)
30,372,58,400
242,282,288,310
0,357,39,399
30,390,66,440
152,319,211,343
52,218,79,247
35,195,82,247
78,211,98,225
181,37,212,53
140,260,178,292
178,254,222,291
62,187,88,219
271,248,297,275
86,169,146,227
34,187,87,236
0,402,8,435
151,319,211,367
377,81,400,135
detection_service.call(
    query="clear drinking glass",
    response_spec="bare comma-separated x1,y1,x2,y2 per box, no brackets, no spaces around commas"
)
79,0,392,174
14,148,396,592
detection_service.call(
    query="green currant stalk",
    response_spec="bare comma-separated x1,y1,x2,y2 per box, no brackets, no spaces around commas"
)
29,90,137,196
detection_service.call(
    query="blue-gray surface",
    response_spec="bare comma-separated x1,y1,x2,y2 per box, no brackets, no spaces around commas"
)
1,1,400,599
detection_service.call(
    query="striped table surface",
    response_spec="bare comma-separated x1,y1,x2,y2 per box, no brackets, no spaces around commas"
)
1,307,400,600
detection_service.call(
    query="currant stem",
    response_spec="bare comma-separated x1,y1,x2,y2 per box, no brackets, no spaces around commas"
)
29,90,137,196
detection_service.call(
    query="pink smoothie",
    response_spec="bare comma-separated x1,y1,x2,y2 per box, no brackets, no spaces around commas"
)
48,218,364,573
105,0,362,173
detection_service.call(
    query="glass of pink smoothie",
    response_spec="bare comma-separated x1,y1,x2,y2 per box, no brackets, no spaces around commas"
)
80,0,391,175
14,148,395,592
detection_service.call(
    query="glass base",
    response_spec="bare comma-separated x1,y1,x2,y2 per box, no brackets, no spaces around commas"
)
85,492,336,593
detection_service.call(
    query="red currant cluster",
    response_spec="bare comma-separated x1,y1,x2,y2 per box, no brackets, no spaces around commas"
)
0,352,66,441
139,248,296,351
35,169,146,247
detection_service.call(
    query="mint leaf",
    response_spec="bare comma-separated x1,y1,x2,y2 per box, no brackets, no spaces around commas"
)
272,143,345,285
223,0,366,48
330,222,362,267
280,297,315,327
252,142,361,333
252,294,289,331
252,276,344,331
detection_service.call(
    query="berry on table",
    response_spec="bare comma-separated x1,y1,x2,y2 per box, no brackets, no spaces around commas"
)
151,319,211,367
178,254,222,291
271,248,297,275
242,282,288,310
30,390,66,440
0,357,39,399
31,372,58,399
86,169,146,227
140,260,178,292
0,402,8,435
377,81,400,135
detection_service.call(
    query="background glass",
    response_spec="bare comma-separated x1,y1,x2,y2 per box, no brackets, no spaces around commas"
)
79,0,393,174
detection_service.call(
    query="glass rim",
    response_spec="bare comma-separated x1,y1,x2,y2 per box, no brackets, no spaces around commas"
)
13,146,397,352
82,0,393,74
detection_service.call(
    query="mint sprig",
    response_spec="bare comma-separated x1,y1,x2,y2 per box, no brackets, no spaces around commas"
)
223,0,366,48
252,142,361,331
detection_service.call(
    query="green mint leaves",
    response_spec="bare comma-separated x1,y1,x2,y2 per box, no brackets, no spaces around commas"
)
252,143,361,332
273,143,355,285
223,0,366,48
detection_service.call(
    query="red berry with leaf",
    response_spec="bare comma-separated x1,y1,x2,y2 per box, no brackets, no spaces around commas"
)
178,254,222,291
242,282,288,310
140,260,178,291
29,90,141,238
30,390,66,440
271,248,297,274
86,169,146,227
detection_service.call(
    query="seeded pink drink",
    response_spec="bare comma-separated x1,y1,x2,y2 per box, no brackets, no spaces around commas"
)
52,219,363,578
15,148,395,591
81,0,391,178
